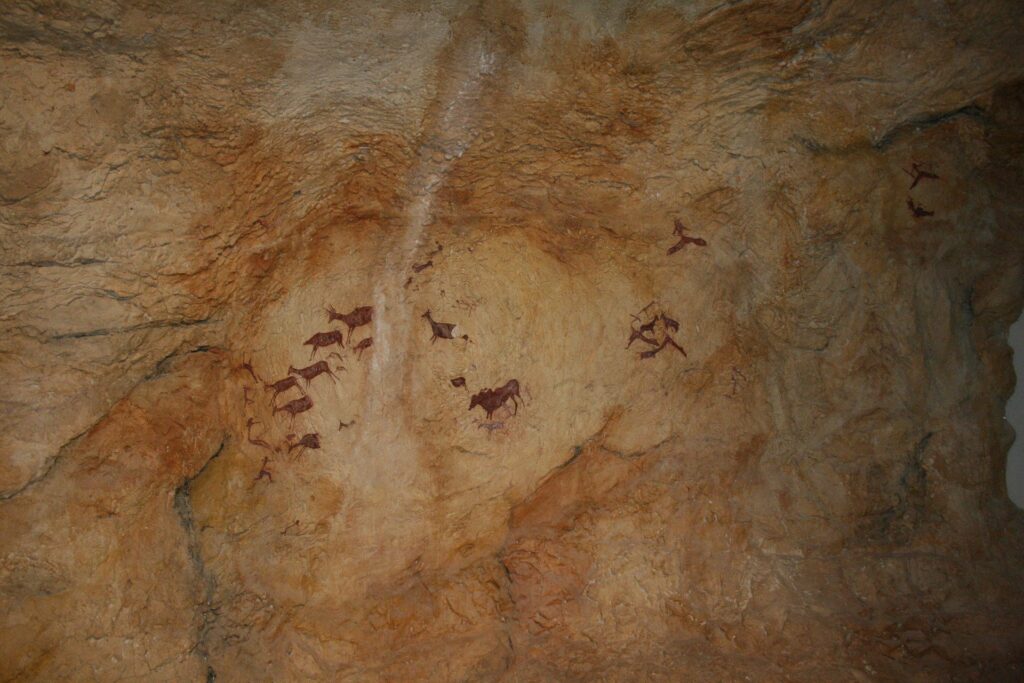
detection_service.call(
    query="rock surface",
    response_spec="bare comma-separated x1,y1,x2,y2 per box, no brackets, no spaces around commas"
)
2,1,1024,680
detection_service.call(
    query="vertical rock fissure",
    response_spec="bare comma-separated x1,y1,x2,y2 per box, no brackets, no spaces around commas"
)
173,438,227,682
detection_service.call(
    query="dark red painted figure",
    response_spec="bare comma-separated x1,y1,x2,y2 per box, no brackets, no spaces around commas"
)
274,395,313,420
289,360,341,387
667,219,707,254
353,336,373,359
904,162,940,190
304,330,345,358
246,417,276,452
265,375,304,404
469,379,523,419
254,457,273,483
639,335,687,359
627,328,658,349
288,432,321,458
451,376,467,389
237,357,262,384
907,198,934,218
326,305,373,337
423,310,467,343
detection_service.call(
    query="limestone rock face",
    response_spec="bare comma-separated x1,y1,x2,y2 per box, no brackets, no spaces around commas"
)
2,1,1024,680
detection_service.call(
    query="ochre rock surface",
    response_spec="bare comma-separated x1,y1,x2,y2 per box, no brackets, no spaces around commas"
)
2,1,1024,680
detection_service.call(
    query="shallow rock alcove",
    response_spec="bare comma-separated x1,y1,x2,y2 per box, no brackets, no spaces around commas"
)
2,1,1024,681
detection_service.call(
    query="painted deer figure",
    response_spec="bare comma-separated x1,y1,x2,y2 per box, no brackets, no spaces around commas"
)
326,305,373,337
265,375,304,404
289,360,341,387
288,432,321,459
353,336,373,359
274,395,313,423
422,310,467,343
304,330,345,358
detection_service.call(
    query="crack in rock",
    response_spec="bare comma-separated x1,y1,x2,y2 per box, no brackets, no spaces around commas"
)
173,438,227,682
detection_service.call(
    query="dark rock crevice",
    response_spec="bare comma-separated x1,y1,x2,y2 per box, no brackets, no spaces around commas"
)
173,438,227,683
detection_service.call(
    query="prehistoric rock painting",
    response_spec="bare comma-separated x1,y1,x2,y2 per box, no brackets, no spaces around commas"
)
253,457,274,483
274,394,314,422
667,219,707,255
287,432,321,458
727,365,747,398
639,336,686,359
904,161,940,189
246,418,276,453
289,360,341,387
906,197,934,218
477,420,506,436
352,336,373,359
326,305,373,338
303,330,345,358
265,374,304,404
450,376,467,389
237,358,263,384
423,310,469,342
627,304,687,360
904,160,940,218
469,379,523,419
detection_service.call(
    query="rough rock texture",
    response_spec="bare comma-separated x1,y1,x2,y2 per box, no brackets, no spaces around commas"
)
2,1,1024,680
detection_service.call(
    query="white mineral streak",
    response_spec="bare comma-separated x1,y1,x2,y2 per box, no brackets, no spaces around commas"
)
362,36,496,482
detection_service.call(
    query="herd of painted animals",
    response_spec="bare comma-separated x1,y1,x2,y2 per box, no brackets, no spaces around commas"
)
234,175,939,482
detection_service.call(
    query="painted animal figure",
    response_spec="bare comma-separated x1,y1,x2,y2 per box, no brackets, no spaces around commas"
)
288,432,321,458
289,360,341,387
469,379,523,419
451,376,467,389
265,375,304,404
660,314,680,333
907,198,934,218
469,389,504,419
413,260,433,273
274,395,314,419
326,305,374,336
304,330,345,358
422,310,467,343
353,336,373,359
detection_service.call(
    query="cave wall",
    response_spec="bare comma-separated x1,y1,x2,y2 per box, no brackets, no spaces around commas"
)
2,1,1024,681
